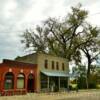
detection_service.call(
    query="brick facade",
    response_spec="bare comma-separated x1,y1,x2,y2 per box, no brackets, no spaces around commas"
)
15,53,69,92
0,59,37,96
0,53,69,95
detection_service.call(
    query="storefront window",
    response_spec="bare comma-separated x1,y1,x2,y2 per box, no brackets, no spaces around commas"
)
17,73,25,89
4,72,14,90
40,73,48,89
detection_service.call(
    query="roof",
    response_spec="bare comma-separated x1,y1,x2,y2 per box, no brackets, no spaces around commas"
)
41,70,80,78
2,59,37,67
15,52,67,61
41,70,69,77
68,73,80,78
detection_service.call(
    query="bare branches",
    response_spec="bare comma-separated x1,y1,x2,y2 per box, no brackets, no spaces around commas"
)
21,4,100,70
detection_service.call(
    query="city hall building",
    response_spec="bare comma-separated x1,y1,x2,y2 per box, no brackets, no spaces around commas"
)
0,53,69,95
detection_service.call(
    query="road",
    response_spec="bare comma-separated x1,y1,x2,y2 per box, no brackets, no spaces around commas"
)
0,90,100,100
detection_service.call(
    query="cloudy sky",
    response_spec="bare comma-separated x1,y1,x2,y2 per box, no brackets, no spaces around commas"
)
0,0,100,62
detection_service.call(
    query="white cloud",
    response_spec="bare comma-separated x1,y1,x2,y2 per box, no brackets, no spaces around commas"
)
0,0,100,62
3,0,17,19
86,2,100,26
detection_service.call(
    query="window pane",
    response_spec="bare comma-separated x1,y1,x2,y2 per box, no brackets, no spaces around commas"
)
17,74,25,89
4,73,14,90
5,79,13,89
62,63,65,70
56,62,59,70
17,79,24,89
52,61,54,69
45,60,48,69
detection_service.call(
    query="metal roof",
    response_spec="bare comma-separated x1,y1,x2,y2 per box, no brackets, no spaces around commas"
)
41,70,80,78
41,70,69,77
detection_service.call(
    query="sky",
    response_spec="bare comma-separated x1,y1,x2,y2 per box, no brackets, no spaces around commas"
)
0,0,100,63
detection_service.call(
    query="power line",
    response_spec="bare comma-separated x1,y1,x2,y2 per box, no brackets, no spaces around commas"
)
88,12,100,17
0,30,24,33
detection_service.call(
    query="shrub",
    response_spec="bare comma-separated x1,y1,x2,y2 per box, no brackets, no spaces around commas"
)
96,84,100,89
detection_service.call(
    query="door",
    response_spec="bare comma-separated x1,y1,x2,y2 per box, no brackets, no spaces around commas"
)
27,74,34,92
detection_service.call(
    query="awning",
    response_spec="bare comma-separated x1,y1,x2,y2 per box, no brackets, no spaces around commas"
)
41,70,80,78
41,70,69,77
67,73,80,78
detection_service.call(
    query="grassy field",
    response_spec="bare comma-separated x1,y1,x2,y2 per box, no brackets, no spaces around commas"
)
0,90,100,100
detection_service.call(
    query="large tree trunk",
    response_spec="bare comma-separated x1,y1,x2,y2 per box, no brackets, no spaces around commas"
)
86,58,91,89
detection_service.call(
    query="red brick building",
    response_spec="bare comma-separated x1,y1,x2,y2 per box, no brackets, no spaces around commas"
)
0,59,37,96
0,53,69,96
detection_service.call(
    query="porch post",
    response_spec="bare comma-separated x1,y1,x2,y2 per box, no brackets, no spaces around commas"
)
47,76,49,91
58,77,60,91
67,77,70,91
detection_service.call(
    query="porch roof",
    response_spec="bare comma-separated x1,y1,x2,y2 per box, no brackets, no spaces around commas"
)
41,70,80,78
41,70,69,77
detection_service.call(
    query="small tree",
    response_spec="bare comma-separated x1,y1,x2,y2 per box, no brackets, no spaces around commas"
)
72,65,87,89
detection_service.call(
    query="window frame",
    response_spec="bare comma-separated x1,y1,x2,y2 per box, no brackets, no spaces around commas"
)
62,63,65,71
44,59,48,69
56,62,59,70
52,61,55,69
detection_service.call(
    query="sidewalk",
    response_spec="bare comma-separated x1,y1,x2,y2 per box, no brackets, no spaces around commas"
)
0,90,100,100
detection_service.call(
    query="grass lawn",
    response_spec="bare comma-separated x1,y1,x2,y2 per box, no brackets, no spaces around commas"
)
0,89,100,100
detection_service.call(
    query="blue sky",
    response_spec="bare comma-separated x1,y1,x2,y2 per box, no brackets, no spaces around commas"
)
0,0,100,62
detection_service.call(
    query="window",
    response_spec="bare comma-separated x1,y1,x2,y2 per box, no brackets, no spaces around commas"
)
4,72,14,90
17,73,25,89
62,63,65,71
40,73,48,89
60,77,67,88
44,59,48,69
52,61,55,69
56,62,59,70
27,74,34,92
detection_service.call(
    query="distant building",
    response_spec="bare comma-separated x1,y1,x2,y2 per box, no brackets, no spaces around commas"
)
0,53,69,95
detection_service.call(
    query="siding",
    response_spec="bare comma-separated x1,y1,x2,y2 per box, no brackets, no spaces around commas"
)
37,53,69,72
